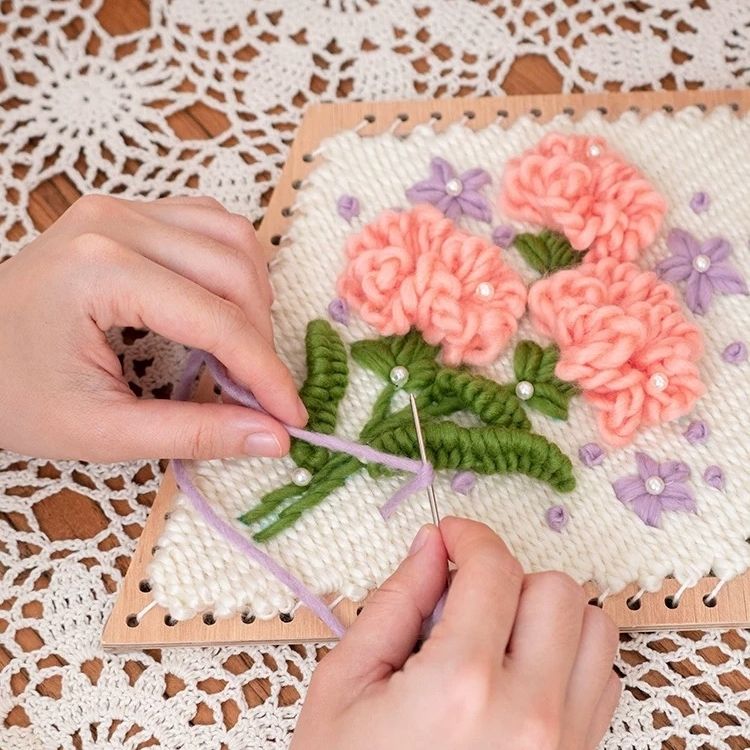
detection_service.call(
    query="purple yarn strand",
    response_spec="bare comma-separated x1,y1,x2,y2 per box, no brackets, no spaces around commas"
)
173,459,345,637
170,350,437,633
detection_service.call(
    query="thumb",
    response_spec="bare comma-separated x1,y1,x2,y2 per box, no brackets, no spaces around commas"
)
327,524,448,687
101,399,290,461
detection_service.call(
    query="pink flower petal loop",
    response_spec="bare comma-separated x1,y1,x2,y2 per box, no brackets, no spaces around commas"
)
499,133,666,263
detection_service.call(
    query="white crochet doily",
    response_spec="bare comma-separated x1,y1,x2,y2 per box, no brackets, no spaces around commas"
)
2,1,750,748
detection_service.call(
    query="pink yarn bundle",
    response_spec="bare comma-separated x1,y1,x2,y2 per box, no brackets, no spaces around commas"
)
499,133,667,263
529,258,705,445
338,204,526,366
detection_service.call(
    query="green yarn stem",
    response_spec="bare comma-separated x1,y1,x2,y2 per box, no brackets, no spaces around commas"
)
290,320,349,472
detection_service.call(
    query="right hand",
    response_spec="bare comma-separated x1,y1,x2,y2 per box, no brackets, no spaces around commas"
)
294,517,621,749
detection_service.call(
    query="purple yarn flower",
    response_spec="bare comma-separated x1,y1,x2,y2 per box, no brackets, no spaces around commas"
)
704,465,725,490
336,194,360,222
683,420,710,445
689,191,710,214
492,224,516,249
545,505,569,532
451,471,476,495
327,297,350,325
723,341,748,364
406,157,492,223
579,442,605,467
612,452,696,528
656,229,748,315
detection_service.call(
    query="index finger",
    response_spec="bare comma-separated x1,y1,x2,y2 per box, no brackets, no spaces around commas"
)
435,516,524,654
96,244,307,427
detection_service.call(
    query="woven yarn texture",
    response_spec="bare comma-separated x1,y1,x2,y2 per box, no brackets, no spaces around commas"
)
2,1,750,748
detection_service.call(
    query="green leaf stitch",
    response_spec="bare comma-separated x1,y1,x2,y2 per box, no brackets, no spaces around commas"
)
513,340,578,420
290,319,349,471
514,230,586,274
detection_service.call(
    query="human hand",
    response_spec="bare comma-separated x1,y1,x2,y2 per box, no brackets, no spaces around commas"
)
293,517,620,750
0,194,307,462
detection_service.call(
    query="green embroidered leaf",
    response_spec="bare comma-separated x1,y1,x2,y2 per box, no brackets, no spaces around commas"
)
351,329,439,391
513,340,578,420
514,230,586,275
371,421,576,493
290,319,349,471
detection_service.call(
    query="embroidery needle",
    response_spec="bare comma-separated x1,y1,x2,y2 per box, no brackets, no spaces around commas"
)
409,393,440,525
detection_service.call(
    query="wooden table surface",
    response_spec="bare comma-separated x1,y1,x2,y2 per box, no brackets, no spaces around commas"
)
1,4,747,746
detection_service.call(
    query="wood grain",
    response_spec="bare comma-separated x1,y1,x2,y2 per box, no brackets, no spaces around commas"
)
105,87,750,652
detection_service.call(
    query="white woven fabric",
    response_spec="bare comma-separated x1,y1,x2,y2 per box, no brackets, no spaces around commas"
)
2,1,750,748
151,106,750,617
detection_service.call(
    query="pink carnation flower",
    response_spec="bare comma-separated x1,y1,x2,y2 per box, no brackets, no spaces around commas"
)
529,258,704,445
499,133,666,264
337,204,454,335
338,205,527,366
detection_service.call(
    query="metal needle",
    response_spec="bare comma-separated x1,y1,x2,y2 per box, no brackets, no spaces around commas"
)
409,393,441,526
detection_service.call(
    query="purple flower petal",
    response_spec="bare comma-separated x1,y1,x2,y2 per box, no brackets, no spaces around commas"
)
667,228,701,260
336,194,360,222
723,341,748,364
457,194,492,222
460,168,491,190
327,297,350,325
579,442,605,467
545,505,569,532
702,237,731,262
704,465,725,490
635,452,659,482
686,270,712,315
632,495,664,528
438,194,462,221
430,157,455,184
658,485,697,513
406,182,449,202
451,471,476,495
492,224,516,249
613,476,647,503
659,460,691,483
656,254,692,282
706,262,749,295
690,191,710,214
683,420,709,445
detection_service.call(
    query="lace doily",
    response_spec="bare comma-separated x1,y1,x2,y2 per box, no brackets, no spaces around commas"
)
2,1,750,748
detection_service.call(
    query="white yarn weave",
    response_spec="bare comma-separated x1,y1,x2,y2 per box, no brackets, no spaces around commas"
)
3,1,750,748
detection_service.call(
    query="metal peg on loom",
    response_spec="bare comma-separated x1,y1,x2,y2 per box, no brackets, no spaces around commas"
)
409,394,449,638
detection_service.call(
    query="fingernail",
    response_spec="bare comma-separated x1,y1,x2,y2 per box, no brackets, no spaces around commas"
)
297,398,309,425
408,524,433,557
244,432,283,457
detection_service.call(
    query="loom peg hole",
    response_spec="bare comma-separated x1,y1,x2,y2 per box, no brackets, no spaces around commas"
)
588,597,602,609
126,614,139,628
270,234,281,246
302,153,313,162
291,179,302,190
664,595,679,609
626,596,641,611
279,612,294,623
164,614,177,627
703,594,718,608
202,612,216,625
138,579,151,593
241,611,256,624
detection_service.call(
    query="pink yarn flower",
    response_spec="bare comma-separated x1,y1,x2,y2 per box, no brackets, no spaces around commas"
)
529,258,705,445
337,204,454,335
410,230,527,365
338,204,527,365
499,133,667,264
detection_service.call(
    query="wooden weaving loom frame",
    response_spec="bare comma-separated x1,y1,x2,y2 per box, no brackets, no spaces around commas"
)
104,87,750,649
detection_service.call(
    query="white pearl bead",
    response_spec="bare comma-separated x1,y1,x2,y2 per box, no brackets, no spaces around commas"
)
445,177,463,196
389,365,409,388
475,282,494,300
650,373,668,391
515,380,535,401
588,143,602,158
292,468,312,487
645,476,665,495
693,254,711,273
